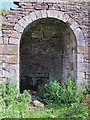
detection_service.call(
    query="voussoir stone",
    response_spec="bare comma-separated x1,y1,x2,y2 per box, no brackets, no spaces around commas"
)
18,18,28,28
14,23,24,33
30,12,37,21
70,22,79,31
74,28,85,45
23,15,33,24
41,10,47,18
35,11,42,19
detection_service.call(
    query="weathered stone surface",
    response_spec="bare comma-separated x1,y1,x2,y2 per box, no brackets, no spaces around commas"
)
18,18,28,28
10,31,21,39
41,10,47,18
30,12,37,21
74,28,85,45
3,63,18,78
14,23,24,33
0,30,2,37
35,3,48,10
3,36,9,44
61,13,69,23
23,15,33,24
0,37,3,44
77,45,84,54
7,55,18,64
33,100,44,108
9,37,19,45
77,72,85,86
77,63,85,72
70,22,79,31
0,45,18,55
77,54,84,63
35,11,42,19
47,10,60,19
85,63,90,72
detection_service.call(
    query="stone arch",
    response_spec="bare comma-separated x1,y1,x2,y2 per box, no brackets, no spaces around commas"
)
10,10,85,89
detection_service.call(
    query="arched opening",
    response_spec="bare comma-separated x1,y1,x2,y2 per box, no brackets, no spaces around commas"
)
20,18,77,93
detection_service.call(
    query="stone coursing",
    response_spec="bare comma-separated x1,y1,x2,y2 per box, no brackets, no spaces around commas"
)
0,0,89,88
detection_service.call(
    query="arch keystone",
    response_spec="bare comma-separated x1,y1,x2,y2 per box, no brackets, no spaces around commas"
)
41,10,47,18
47,10,60,19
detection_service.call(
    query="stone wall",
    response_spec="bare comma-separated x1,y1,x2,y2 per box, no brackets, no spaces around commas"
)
0,0,89,89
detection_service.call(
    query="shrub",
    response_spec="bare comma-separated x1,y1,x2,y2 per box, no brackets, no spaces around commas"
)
59,77,77,104
38,73,61,101
38,74,79,104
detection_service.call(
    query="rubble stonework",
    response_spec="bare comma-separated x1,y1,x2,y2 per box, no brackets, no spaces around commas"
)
0,0,89,89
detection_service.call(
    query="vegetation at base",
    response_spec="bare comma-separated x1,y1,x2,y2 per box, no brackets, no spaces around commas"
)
38,74,78,104
0,76,88,119
0,81,31,118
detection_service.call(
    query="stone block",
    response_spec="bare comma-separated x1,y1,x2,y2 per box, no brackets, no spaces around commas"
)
77,72,85,86
23,15,32,24
77,54,84,63
35,11,42,19
18,18,28,28
41,10,47,18
0,30,2,37
3,36,9,44
47,10,60,19
77,45,84,54
61,13,70,23
14,23,24,33
3,64,18,78
70,22,79,31
77,63,85,72
9,37,19,45
67,17,75,25
85,63,90,72
56,11,64,20
0,71,3,77
0,37,3,44
74,28,85,45
11,31,21,39
7,55,18,64
0,45,18,55
30,12,37,21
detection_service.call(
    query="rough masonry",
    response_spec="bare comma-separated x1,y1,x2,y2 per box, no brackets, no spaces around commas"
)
0,0,90,90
